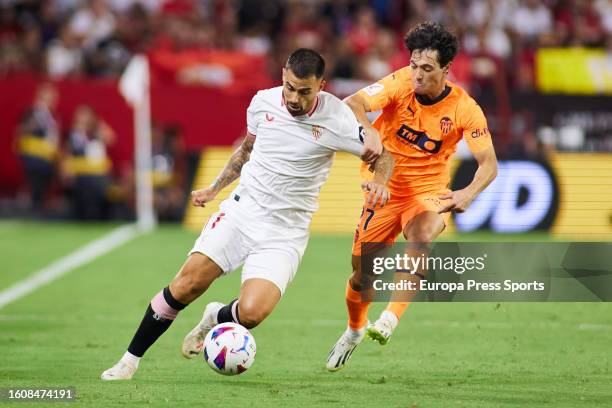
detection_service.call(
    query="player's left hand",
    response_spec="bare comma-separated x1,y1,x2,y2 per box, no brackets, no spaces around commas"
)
191,187,217,207
438,189,474,213
362,181,390,208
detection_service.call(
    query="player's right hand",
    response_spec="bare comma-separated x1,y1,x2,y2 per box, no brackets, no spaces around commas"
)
191,188,217,207
361,181,390,208
361,127,383,164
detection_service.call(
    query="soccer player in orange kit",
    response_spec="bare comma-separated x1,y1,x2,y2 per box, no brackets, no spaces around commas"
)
327,21,498,371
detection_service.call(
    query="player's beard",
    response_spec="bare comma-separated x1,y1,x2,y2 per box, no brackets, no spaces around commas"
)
286,103,305,116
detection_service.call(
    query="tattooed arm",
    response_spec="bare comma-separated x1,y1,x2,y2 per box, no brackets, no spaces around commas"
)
361,148,394,208
191,133,256,207
371,148,394,185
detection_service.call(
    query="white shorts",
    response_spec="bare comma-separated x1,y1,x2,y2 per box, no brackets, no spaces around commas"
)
189,191,310,296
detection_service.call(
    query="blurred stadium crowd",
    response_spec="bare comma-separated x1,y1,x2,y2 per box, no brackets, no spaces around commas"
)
1,0,610,221
0,0,610,87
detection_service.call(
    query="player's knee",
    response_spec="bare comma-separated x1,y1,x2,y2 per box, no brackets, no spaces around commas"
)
170,276,203,304
237,302,268,329
405,227,436,245
351,255,361,273
352,255,380,291
171,261,219,303
349,257,366,291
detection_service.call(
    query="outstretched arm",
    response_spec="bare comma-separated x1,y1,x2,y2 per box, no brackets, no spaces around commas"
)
362,148,395,208
191,133,256,207
344,93,382,164
438,146,498,214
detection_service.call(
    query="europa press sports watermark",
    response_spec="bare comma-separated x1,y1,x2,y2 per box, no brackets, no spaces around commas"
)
360,242,612,302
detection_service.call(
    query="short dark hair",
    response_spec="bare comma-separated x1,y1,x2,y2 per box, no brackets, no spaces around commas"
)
404,21,459,68
285,48,325,79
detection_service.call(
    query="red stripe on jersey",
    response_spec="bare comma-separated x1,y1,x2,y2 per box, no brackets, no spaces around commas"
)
307,96,319,117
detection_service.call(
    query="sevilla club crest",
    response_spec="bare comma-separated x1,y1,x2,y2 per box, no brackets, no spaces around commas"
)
312,125,323,141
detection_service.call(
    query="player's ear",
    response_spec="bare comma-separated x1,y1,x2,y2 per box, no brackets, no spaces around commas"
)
319,78,326,92
442,62,452,76
282,67,286,82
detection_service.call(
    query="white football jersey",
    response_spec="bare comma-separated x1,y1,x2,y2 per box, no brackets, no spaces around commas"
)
234,86,365,227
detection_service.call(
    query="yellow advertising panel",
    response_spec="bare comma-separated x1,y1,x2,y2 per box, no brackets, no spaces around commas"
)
549,153,612,238
536,48,612,95
184,148,612,239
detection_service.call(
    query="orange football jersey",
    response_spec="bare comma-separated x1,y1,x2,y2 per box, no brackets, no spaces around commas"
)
358,66,493,197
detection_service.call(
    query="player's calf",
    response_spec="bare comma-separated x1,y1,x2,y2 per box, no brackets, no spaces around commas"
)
101,286,186,380
231,278,281,329
169,253,224,304
102,254,223,380
235,299,273,329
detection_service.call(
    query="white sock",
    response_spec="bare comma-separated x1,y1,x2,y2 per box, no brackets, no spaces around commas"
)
121,351,140,368
380,310,399,328
347,323,367,340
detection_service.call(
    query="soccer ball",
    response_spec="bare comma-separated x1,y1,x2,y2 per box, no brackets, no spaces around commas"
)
203,322,256,375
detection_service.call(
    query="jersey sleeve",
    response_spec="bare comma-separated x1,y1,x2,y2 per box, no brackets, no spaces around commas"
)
327,105,364,157
356,70,403,111
246,93,261,136
459,98,493,154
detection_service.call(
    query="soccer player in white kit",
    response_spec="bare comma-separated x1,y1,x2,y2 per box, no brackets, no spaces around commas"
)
101,48,395,380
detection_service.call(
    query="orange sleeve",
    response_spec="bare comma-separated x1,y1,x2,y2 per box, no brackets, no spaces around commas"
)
356,69,406,111
459,97,493,154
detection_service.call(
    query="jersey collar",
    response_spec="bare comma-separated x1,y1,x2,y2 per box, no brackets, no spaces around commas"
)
306,95,319,117
281,93,320,118
415,85,452,106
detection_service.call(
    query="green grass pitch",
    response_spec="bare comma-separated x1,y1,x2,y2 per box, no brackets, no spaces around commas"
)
0,222,610,407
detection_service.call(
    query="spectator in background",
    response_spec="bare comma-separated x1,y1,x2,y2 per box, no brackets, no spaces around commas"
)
466,0,517,30
347,6,379,56
555,0,606,47
463,20,513,60
595,0,612,34
151,124,186,221
282,0,323,50
85,35,131,77
46,24,83,78
427,0,466,31
463,0,514,60
0,5,28,74
359,29,407,81
330,37,358,79
113,2,154,53
69,0,116,49
16,83,60,215
62,105,115,220
106,0,163,14
20,23,43,71
512,0,554,45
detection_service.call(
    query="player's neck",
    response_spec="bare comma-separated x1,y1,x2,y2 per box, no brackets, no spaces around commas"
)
424,83,447,100
415,84,451,106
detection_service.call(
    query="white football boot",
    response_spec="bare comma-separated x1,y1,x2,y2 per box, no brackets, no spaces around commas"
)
326,324,366,372
181,302,224,359
366,310,398,345
100,361,138,381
